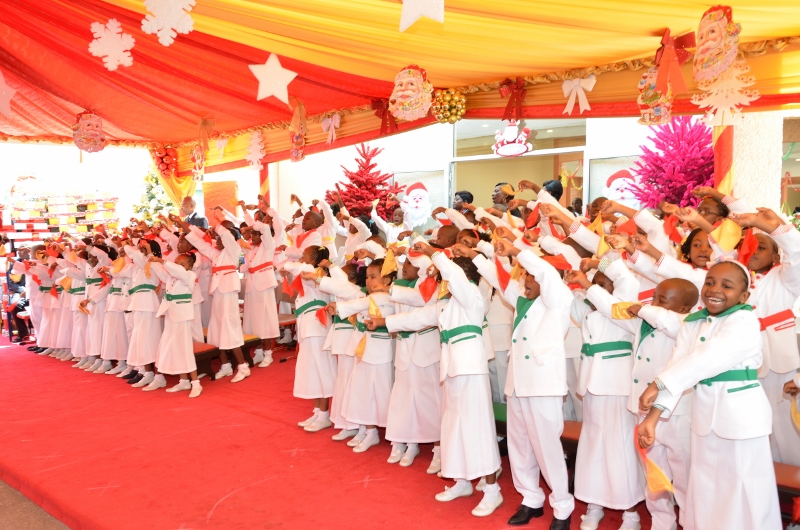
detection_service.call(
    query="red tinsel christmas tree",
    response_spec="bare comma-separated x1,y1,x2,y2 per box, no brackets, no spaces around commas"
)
629,116,714,208
325,143,404,219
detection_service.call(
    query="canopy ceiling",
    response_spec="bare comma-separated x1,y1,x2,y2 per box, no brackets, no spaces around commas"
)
1,0,799,167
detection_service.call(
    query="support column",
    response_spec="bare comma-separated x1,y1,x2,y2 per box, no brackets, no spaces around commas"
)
730,111,783,211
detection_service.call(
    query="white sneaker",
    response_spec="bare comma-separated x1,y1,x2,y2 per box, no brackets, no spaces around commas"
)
252,349,264,364
619,511,641,530
304,414,332,432
143,374,167,391
353,429,380,453
39,348,53,356
387,443,408,464
298,410,320,428
471,484,503,517
132,372,154,388
435,480,473,502
60,352,74,361
277,330,292,344
331,429,359,441
116,366,133,378
93,360,113,374
214,363,233,379
73,357,89,369
106,362,126,375
399,443,419,467
85,358,103,372
580,505,605,530
347,426,367,447
476,467,502,492
427,446,442,474
230,364,251,383
166,380,192,393
258,351,273,368
189,381,203,398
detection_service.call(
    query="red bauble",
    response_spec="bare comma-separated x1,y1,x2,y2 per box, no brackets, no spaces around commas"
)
155,148,166,157
159,162,168,170
163,155,173,164
165,148,178,158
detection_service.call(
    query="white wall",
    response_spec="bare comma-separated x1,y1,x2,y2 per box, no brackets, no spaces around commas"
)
269,125,453,215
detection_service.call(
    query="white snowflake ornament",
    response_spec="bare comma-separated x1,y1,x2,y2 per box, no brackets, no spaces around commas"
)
246,131,266,171
142,0,195,47
88,19,135,71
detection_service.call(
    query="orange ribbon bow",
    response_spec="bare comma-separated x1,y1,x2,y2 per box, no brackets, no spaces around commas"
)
654,28,696,95
499,77,527,122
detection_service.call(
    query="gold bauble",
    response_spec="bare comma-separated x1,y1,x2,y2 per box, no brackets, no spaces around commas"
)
448,115,459,124
443,94,452,102
434,90,442,98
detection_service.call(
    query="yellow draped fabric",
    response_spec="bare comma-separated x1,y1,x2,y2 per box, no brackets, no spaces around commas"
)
157,172,197,208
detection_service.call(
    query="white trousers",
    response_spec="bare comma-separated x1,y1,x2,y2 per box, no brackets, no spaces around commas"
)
507,394,574,520
563,357,583,421
488,350,509,403
642,414,691,530
763,369,800,466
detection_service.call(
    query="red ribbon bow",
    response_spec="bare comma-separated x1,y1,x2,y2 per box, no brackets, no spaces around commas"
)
499,77,527,122
654,28,696,95
371,99,398,136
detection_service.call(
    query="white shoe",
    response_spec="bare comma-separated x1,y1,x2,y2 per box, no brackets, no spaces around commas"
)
117,366,133,378
387,443,408,464
471,485,503,517
399,443,419,467
353,429,380,453
258,351,273,368
93,360,113,374
47,349,59,357
189,381,203,398
252,349,264,364
347,426,367,447
580,505,605,530
276,330,292,344
427,446,441,474
619,511,641,530
166,380,192,393
476,467,502,492
298,411,320,428
85,358,103,372
214,363,233,379
39,348,53,356
304,415,332,432
331,429,359,441
435,480,473,502
230,364,251,383
143,374,167,391
59,351,74,361
132,372,154,388
106,362,126,375
73,357,89,369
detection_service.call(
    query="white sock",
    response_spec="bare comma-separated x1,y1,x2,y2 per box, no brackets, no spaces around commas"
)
483,482,500,494
191,380,201,387
317,410,329,420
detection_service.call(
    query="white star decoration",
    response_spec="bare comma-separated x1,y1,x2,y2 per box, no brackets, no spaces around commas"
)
0,70,16,118
399,0,445,32
248,54,298,106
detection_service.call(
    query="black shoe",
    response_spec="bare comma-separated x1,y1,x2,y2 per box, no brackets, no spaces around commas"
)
121,370,139,380
508,505,544,525
549,515,570,530
498,436,509,457
12,337,21,343
27,345,38,351
34,347,47,353
127,373,144,385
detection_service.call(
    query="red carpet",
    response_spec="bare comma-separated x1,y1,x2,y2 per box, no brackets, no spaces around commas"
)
0,343,651,529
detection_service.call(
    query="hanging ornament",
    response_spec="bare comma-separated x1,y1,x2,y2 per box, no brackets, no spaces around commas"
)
150,144,178,178
321,114,341,144
654,28,695,95
141,0,195,47
399,0,444,32
499,77,527,122
289,99,307,162
492,120,534,158
191,142,205,181
432,88,467,124
559,161,583,191
88,18,135,72
0,69,17,119
388,65,433,122
215,137,228,162
691,5,759,125
562,75,596,115
72,112,107,153
248,53,298,105
637,67,673,126
246,131,266,171
371,99,398,135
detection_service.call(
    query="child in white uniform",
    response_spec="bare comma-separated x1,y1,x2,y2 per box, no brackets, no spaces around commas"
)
639,260,781,530
61,250,89,366
77,246,112,371
102,250,132,377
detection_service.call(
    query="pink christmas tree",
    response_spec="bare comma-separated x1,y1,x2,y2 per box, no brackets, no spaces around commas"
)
628,116,714,208
325,143,404,219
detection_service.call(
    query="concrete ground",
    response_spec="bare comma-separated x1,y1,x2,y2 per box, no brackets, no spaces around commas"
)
0,480,68,530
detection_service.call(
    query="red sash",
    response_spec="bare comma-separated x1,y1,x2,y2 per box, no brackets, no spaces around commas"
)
638,288,655,303
212,265,237,275
248,261,273,274
758,309,795,332
295,228,317,248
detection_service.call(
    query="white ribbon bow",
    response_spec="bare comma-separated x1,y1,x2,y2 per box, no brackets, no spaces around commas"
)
215,137,229,161
562,75,596,115
321,114,341,145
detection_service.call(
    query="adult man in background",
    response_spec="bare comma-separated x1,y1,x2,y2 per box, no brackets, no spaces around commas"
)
182,196,208,229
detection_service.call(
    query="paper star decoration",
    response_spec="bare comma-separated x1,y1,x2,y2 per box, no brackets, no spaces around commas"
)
0,70,16,118
399,0,445,32
248,54,298,105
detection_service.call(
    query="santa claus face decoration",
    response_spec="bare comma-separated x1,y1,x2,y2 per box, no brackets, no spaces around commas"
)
72,112,107,153
693,5,741,83
389,65,433,122
400,182,433,228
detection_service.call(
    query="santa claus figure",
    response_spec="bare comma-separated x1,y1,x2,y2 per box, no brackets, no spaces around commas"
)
72,111,107,153
388,65,433,122
602,170,641,210
492,120,534,157
693,5,740,83
400,182,433,228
